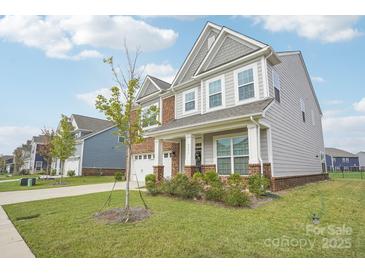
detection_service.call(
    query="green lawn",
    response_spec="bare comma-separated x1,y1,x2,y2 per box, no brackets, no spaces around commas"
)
0,176,116,192
329,171,365,180
3,179,364,257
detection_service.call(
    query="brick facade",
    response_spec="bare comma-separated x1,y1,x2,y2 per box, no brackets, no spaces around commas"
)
271,173,329,192
248,163,272,178
184,166,196,178
171,142,180,177
82,168,125,176
162,96,175,125
153,166,164,182
201,164,216,174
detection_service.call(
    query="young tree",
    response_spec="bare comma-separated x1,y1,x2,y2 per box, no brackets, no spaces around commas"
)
51,115,76,182
0,156,6,174
95,46,159,210
13,147,24,174
39,128,55,175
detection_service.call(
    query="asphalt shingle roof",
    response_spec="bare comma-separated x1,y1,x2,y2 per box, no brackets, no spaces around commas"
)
149,76,171,90
147,98,273,134
72,114,114,133
325,147,358,158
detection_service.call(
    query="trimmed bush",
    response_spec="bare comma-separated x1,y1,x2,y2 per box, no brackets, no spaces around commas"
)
204,171,224,201
248,174,270,196
114,171,124,182
51,169,57,176
227,173,247,189
224,188,250,207
67,170,75,177
145,174,160,196
171,173,201,199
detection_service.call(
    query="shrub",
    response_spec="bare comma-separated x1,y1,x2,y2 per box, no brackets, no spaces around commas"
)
224,188,250,207
171,173,201,199
145,174,160,196
114,171,124,182
19,169,29,175
67,170,75,177
51,169,57,176
248,174,270,196
161,178,176,195
227,173,247,189
203,171,224,201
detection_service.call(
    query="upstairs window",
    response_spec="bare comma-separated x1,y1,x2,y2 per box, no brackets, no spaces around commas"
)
142,103,159,128
118,136,125,143
183,89,197,113
272,70,281,103
300,98,306,122
238,69,255,101
207,77,224,109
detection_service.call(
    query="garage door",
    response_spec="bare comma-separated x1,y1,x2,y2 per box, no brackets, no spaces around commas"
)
63,157,80,176
131,152,172,182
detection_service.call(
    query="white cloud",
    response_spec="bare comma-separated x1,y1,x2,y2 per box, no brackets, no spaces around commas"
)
251,16,362,43
353,97,365,112
0,16,178,60
138,63,177,83
311,76,325,83
0,126,40,155
76,88,112,107
322,111,365,153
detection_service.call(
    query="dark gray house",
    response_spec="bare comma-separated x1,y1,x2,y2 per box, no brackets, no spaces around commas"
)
53,114,126,176
325,147,360,171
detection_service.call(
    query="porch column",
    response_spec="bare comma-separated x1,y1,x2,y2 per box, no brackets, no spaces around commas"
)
247,123,260,175
153,139,164,182
184,134,196,177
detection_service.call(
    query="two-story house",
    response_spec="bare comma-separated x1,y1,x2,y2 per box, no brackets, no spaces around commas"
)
325,147,360,171
54,114,126,176
131,22,327,191
29,135,48,173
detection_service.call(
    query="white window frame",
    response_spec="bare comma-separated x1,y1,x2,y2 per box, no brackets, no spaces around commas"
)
118,136,125,143
205,75,225,112
35,161,43,171
182,88,198,115
141,102,159,130
234,63,259,105
300,98,306,123
213,133,249,176
272,69,281,103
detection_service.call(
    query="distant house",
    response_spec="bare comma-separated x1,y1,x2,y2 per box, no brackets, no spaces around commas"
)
1,155,14,173
356,151,365,167
29,135,48,174
325,147,360,171
53,114,126,176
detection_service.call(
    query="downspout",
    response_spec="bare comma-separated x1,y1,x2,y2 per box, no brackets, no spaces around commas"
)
250,116,263,176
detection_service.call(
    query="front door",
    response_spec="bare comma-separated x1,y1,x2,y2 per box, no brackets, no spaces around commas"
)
195,143,202,172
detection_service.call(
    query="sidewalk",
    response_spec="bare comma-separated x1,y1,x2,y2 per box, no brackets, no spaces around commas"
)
0,206,34,258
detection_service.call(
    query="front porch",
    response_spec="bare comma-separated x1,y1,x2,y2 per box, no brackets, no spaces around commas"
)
151,119,272,181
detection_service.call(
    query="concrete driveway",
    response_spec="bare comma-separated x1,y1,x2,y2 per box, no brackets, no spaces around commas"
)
0,181,144,258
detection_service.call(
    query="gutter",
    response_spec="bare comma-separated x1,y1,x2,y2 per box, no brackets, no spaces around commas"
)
250,116,263,176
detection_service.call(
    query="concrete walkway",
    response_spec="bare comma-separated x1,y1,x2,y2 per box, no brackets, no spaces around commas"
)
0,181,144,205
0,206,34,258
0,179,19,183
0,181,144,257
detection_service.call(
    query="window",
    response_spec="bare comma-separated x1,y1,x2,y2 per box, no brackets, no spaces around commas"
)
35,161,43,171
118,136,125,143
183,89,196,113
237,69,255,101
272,70,281,102
138,155,142,160
311,109,316,126
148,154,152,159
135,155,138,160
216,136,249,175
164,153,169,158
142,103,159,128
143,155,147,159
300,98,306,122
207,77,224,109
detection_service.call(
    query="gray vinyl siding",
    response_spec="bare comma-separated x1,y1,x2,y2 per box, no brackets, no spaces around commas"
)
206,36,257,70
140,81,158,98
267,62,274,97
265,54,324,177
74,143,82,157
175,84,201,119
179,30,219,84
82,127,126,169
201,59,264,113
260,129,268,162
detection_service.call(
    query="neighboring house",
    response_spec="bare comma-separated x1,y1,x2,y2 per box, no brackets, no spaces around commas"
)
325,147,360,171
357,151,365,167
20,140,32,172
29,135,48,174
130,22,326,191
53,114,126,176
1,155,14,173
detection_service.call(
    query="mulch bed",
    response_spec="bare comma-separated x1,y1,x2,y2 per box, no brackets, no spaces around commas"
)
94,207,151,224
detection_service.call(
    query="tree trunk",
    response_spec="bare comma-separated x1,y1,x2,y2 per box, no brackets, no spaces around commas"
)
60,160,64,184
125,145,132,209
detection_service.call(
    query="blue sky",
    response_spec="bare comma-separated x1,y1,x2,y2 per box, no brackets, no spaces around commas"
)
0,15,364,154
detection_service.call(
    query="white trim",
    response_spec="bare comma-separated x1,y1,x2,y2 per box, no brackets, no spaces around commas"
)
182,88,198,115
81,125,116,141
79,141,84,176
172,22,221,87
233,62,260,106
205,74,226,113
200,80,204,114
261,56,269,98
136,76,160,100
213,132,249,175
